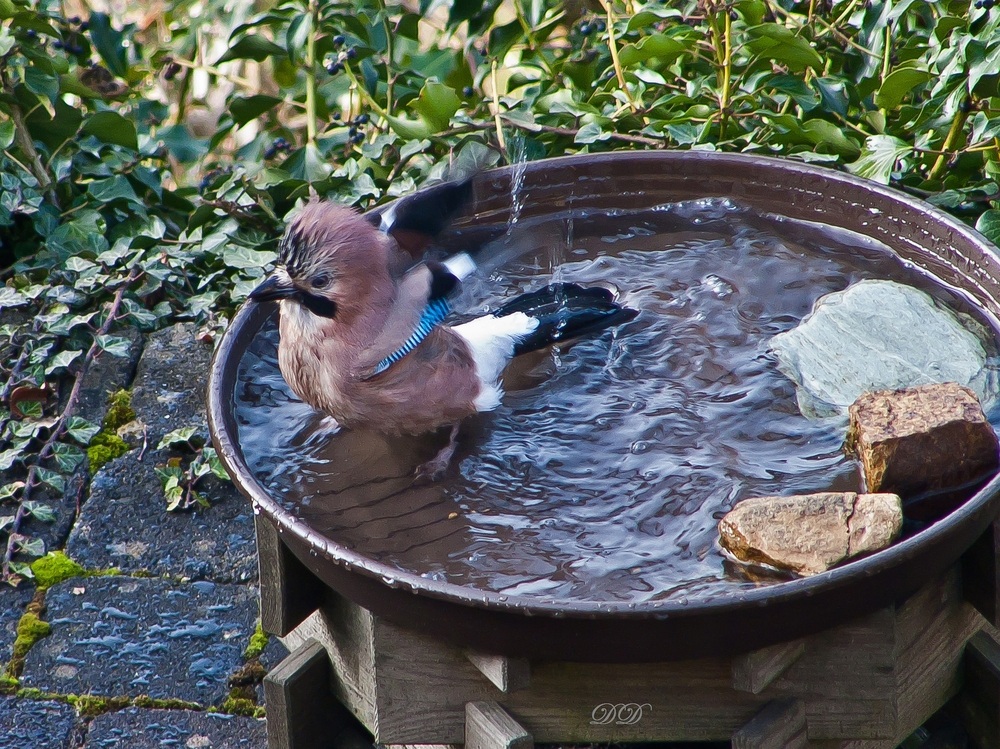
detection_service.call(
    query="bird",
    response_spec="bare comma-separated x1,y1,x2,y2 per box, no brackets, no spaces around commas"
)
249,178,637,479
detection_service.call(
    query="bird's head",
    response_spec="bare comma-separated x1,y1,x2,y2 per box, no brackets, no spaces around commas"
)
250,201,391,320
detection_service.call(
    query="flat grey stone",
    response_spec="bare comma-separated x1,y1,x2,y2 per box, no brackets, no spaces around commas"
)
130,323,215,444
21,577,257,705
0,585,33,666
0,697,79,748
85,707,266,748
67,326,143,427
66,448,256,584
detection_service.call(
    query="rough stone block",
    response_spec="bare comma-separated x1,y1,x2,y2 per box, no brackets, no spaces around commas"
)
130,323,215,443
66,449,256,584
84,707,266,748
20,577,257,705
719,492,903,576
847,382,1000,499
0,697,79,748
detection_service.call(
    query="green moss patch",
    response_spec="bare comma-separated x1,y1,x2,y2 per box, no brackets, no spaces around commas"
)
243,621,269,661
105,390,136,430
87,390,136,472
30,551,86,589
6,608,51,679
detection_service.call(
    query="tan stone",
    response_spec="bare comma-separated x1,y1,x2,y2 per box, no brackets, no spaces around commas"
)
847,382,999,499
718,492,903,576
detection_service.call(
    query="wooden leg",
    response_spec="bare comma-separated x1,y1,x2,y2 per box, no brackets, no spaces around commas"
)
732,639,807,695
465,652,531,693
256,514,326,636
961,628,1000,749
264,638,347,749
962,520,1000,627
731,699,808,749
465,701,532,749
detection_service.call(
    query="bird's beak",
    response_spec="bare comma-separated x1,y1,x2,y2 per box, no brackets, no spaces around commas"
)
249,272,296,303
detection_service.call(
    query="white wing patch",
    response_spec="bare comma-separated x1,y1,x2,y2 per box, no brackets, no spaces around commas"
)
453,312,538,412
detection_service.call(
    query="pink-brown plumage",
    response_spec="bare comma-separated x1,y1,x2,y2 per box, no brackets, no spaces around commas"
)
269,202,483,435
249,185,637,478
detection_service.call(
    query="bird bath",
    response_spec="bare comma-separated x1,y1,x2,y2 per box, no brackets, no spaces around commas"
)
208,151,1000,664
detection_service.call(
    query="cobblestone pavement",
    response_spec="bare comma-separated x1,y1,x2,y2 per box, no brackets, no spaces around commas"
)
1,324,283,748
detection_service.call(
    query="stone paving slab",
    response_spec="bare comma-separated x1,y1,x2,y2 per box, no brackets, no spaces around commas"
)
66,448,257,584
0,697,80,748
21,576,258,705
84,707,267,748
130,322,215,444
0,585,33,667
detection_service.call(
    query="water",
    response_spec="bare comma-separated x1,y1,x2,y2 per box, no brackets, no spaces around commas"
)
233,199,1000,604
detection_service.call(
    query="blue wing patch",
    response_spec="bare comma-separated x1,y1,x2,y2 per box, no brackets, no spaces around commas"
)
367,297,452,377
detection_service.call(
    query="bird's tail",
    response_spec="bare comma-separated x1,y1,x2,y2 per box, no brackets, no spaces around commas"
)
494,283,637,356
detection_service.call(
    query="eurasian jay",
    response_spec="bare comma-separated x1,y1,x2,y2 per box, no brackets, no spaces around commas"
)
249,178,637,478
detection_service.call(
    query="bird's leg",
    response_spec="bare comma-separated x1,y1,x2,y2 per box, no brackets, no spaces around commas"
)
415,424,460,482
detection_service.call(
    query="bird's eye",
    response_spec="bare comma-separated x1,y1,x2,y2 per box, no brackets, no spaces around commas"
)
311,273,331,289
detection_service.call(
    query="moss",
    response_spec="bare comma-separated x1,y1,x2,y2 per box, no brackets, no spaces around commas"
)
14,687,58,701
0,675,18,695
219,696,265,718
243,621,269,661
7,612,51,678
132,695,202,711
70,694,131,717
87,432,129,473
30,551,86,589
87,390,135,472
104,389,136,430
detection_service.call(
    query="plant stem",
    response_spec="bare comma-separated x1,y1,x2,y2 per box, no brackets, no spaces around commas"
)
304,0,320,149
599,0,638,114
719,7,733,140
491,61,508,158
928,102,969,181
8,100,55,205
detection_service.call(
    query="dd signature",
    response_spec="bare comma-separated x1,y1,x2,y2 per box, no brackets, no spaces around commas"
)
590,703,652,726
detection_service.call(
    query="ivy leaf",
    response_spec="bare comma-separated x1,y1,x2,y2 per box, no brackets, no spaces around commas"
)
201,447,231,481
801,119,859,156
0,482,25,501
44,349,82,375
22,500,57,523
66,416,101,445
88,12,128,77
0,286,28,308
409,81,461,132
618,34,689,68
976,209,1000,247
216,35,286,64
230,95,283,127
16,536,46,556
875,67,932,110
88,176,142,205
285,12,312,66
81,111,138,150
746,24,823,73
574,122,611,144
847,135,911,184
96,334,132,358
34,467,66,494
0,119,14,149
51,442,85,472
223,246,277,270
157,426,206,451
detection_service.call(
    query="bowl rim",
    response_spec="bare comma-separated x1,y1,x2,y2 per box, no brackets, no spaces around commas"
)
207,149,1000,622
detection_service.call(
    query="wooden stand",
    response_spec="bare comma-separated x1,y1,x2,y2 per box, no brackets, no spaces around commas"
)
257,516,1000,749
